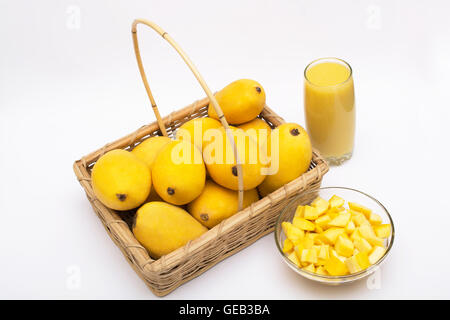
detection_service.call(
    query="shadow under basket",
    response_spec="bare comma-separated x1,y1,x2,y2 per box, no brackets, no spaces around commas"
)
73,96,329,296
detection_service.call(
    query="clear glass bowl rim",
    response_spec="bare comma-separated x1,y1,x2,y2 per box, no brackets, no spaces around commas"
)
274,186,395,280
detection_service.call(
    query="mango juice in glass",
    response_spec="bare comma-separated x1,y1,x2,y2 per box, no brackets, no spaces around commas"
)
304,58,355,165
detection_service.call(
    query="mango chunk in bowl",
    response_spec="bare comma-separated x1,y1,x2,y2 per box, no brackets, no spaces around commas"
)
274,187,395,285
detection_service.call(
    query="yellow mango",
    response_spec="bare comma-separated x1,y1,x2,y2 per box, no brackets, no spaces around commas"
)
352,212,370,227
303,264,316,273
345,220,356,234
348,202,372,218
282,238,294,254
353,236,373,254
369,212,383,225
133,202,207,259
301,235,315,249
282,222,304,243
176,117,222,151
315,215,331,228
359,224,384,246
301,249,318,264
311,197,329,215
293,217,315,231
350,228,362,241
131,136,172,169
315,225,324,234
318,245,330,261
374,224,391,238
152,140,206,205
203,127,266,190
258,123,312,196
328,211,351,227
316,266,328,275
237,117,271,151
303,205,319,220
294,205,304,218
321,227,346,244
329,195,345,208
288,251,301,267
208,79,265,125
345,252,371,274
335,235,354,258
369,246,386,264
188,180,259,228
92,149,152,211
324,254,349,276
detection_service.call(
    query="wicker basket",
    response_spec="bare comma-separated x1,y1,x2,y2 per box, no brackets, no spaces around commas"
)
73,19,329,296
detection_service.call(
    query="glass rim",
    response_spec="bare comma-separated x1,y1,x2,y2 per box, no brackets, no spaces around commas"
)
304,57,353,88
274,186,395,281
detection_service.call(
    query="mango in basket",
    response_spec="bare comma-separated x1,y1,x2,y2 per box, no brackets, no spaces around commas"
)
175,117,222,151
208,79,266,125
131,136,171,168
152,140,206,205
91,149,151,211
237,118,272,151
203,127,267,190
282,195,391,276
133,201,207,259
187,180,259,228
258,123,312,197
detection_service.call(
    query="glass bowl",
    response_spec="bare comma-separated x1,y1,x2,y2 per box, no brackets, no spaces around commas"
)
274,187,395,285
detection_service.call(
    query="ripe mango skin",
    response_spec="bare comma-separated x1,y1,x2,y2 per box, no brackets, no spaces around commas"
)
133,202,208,259
131,136,171,169
208,79,266,125
91,149,151,211
237,118,272,152
188,180,259,228
176,117,222,151
203,127,267,190
152,140,206,205
258,123,312,197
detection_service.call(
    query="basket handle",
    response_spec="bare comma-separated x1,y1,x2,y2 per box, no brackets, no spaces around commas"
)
131,19,244,211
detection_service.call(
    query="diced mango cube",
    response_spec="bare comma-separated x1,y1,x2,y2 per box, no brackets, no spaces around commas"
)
311,197,329,215
369,246,386,264
374,224,391,238
350,228,362,241
321,227,346,244
329,195,345,208
301,234,315,249
345,220,356,234
345,252,371,274
335,235,354,257
315,266,328,275
359,224,384,246
348,202,372,218
288,251,300,267
294,205,304,218
352,212,370,227
328,211,351,227
282,238,294,253
315,215,331,227
282,221,304,243
318,245,330,260
324,254,349,276
293,217,315,231
353,236,372,253
301,248,318,264
303,264,316,273
303,205,319,220
369,213,382,225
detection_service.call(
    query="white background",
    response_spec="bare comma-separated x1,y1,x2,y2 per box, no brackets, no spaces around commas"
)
1,0,450,299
